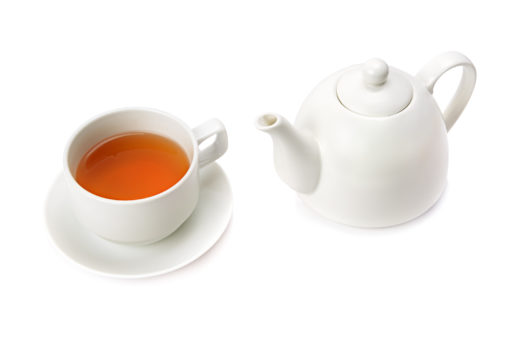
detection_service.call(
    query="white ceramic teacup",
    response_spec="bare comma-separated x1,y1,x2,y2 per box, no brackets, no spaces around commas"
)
63,107,228,244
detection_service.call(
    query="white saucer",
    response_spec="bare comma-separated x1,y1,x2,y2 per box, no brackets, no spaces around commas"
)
45,163,232,279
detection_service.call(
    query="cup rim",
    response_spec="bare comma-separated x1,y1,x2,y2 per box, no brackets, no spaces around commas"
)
63,107,199,205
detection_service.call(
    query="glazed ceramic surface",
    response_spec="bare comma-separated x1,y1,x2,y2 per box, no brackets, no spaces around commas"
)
257,52,476,227
45,164,232,278
64,108,228,244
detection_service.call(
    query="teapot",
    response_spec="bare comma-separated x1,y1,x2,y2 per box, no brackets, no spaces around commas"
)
256,52,476,227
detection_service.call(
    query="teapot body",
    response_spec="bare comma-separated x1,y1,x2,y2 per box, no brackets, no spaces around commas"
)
256,52,475,227
296,68,448,227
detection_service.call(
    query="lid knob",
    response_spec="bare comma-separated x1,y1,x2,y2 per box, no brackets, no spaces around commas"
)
363,58,389,86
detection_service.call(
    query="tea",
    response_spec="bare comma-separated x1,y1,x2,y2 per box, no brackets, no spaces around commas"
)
75,132,190,200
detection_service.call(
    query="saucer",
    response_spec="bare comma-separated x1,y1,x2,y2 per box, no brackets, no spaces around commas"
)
45,163,232,279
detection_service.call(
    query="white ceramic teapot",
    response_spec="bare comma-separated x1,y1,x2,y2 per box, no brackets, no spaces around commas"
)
256,52,476,227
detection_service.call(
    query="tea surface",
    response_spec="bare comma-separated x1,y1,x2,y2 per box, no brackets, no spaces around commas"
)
75,132,190,200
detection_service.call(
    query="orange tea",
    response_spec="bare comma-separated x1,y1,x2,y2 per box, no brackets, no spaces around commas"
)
75,132,190,200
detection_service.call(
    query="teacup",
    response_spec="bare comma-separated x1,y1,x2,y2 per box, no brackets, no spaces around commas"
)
63,107,228,244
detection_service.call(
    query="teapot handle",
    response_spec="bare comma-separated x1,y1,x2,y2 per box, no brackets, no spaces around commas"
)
416,52,476,131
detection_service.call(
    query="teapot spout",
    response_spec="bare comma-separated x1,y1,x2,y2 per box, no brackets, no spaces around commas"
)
255,113,320,194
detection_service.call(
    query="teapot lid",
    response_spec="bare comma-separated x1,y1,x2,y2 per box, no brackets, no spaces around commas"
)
336,58,412,117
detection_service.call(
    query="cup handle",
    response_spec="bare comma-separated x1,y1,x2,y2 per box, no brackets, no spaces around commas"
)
192,119,228,168
416,51,477,131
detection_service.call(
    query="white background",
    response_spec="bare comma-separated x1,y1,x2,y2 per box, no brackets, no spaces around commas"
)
1,0,511,341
